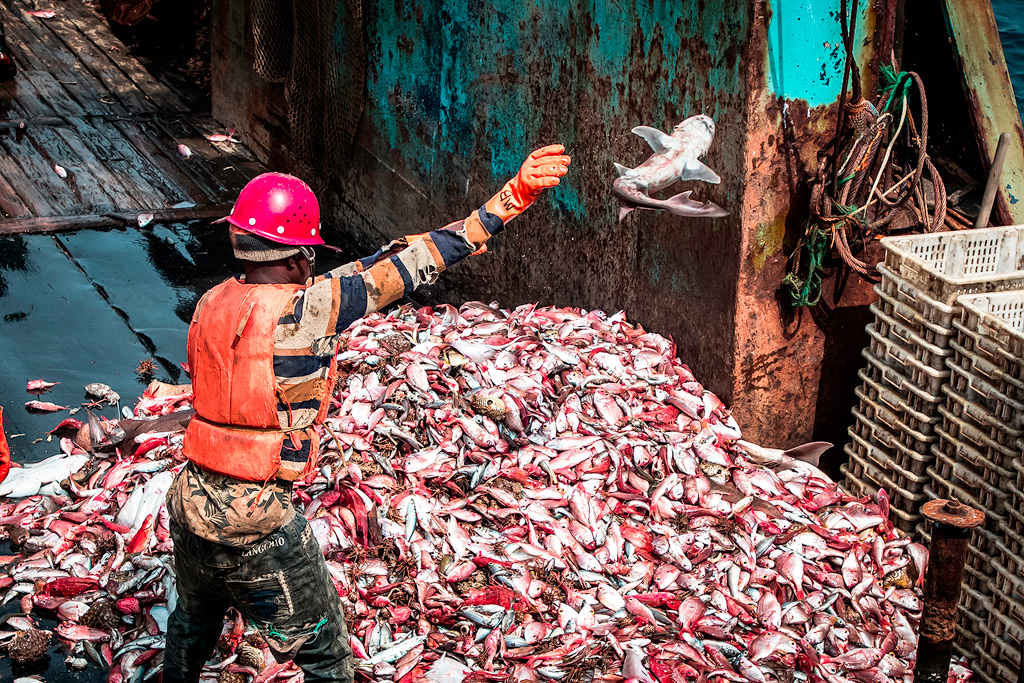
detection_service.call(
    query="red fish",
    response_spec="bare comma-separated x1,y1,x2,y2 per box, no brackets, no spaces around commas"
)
48,417,83,434
206,129,240,143
0,407,9,483
25,400,67,412
26,379,59,392
43,576,100,597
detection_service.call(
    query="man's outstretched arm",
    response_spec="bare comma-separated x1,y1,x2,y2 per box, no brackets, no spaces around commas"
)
293,145,571,334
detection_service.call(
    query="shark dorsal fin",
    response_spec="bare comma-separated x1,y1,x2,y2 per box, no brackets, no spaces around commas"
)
631,126,675,155
782,442,833,467
613,162,632,177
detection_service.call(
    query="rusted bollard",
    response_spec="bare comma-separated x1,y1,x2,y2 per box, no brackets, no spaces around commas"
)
913,499,985,683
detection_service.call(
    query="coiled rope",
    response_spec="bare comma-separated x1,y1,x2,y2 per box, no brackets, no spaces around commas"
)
783,0,947,307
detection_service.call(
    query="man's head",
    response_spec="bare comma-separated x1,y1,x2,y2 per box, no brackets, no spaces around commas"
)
218,172,324,282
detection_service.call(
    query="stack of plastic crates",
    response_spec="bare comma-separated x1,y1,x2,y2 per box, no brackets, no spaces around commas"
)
938,291,1024,683
842,227,1024,674
842,226,1024,536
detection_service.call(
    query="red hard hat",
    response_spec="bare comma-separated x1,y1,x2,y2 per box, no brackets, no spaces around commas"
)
220,172,324,246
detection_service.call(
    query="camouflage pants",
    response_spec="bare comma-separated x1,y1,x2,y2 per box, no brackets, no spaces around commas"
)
164,514,353,683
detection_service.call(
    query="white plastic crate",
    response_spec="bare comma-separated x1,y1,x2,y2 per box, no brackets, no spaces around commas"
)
882,226,1024,303
957,290,1024,393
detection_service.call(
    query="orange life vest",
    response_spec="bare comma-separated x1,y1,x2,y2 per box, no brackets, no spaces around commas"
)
182,277,334,481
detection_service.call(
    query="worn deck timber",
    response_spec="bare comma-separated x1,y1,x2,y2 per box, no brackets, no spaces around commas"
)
0,0,263,231
0,0,273,471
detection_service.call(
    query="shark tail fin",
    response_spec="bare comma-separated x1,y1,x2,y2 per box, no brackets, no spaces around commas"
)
613,162,632,177
782,442,833,467
663,191,729,218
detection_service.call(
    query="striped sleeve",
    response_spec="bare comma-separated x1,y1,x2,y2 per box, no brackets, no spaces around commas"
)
309,208,505,332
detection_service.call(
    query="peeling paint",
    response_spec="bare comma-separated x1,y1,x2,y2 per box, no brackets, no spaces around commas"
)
766,0,874,106
751,211,788,272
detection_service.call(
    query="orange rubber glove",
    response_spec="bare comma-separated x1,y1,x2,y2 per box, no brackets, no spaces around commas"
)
484,144,571,223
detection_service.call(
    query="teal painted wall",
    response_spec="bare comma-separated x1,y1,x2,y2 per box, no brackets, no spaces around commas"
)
363,0,749,219
765,0,875,106
211,0,880,436
311,0,755,398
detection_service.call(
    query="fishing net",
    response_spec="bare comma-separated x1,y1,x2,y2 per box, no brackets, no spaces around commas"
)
251,0,292,82
250,0,366,184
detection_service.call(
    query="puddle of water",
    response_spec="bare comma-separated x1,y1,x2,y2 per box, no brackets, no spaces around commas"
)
0,222,356,464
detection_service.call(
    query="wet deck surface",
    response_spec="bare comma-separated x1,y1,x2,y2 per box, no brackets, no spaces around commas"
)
0,0,266,465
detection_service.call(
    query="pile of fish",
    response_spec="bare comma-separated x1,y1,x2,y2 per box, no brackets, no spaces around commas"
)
0,301,972,683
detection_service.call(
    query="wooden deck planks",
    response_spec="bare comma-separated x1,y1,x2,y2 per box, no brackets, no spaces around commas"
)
1,72,55,117
78,118,197,207
58,0,189,113
157,117,254,195
0,203,234,235
0,133,62,216
20,70,87,117
24,124,124,211
111,119,225,206
3,5,125,117
0,167,33,218
33,9,156,114
0,0,263,230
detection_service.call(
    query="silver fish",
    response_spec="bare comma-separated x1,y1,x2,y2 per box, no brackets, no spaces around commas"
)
612,114,728,221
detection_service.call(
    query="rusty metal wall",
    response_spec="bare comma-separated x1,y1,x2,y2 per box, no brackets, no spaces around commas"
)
211,0,887,449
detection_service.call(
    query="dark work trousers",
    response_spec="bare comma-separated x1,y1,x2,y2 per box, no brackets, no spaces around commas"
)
163,513,353,683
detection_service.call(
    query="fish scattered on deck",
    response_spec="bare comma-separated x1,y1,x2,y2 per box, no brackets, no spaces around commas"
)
24,400,67,413
207,129,240,143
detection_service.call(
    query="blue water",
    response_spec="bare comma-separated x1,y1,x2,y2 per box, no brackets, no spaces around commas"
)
993,0,1024,119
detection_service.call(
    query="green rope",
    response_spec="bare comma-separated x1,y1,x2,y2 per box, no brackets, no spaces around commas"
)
782,225,831,307
267,616,328,642
879,65,911,114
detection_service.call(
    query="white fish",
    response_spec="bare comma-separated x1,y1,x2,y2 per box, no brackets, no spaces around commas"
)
137,213,154,228
115,470,174,529
359,634,426,667
54,163,67,178
612,114,727,221
0,453,89,498
177,144,192,159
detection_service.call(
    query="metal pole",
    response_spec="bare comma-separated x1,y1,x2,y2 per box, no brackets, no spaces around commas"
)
913,499,985,683
975,132,1011,228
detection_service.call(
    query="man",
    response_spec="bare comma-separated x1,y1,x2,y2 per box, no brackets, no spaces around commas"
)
163,145,571,683
0,15,16,82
